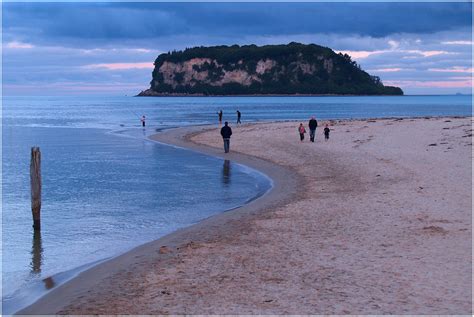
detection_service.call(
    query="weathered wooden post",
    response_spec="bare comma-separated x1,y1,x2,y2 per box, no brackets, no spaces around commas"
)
30,147,41,230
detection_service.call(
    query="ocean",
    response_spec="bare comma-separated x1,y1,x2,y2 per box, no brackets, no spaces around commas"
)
1,95,471,313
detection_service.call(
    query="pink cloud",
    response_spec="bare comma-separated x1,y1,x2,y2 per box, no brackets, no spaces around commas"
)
6,41,34,49
80,48,153,55
337,49,454,60
441,41,473,45
428,67,473,73
367,68,404,72
82,62,153,70
3,82,146,95
336,50,385,59
449,76,473,80
385,79,473,89
405,50,454,57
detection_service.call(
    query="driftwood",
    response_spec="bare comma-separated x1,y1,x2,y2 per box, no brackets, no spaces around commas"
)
30,147,41,230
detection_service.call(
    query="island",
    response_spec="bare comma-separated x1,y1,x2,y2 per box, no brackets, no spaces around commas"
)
137,42,403,96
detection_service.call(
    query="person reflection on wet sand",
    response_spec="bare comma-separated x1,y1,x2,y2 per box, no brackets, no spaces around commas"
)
31,229,43,275
222,160,231,185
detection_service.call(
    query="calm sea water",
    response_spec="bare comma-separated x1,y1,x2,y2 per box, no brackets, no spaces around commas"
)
1,95,471,312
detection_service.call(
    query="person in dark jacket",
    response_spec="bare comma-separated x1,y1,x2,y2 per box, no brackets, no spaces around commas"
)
236,110,242,124
220,121,233,153
308,116,318,142
218,110,223,125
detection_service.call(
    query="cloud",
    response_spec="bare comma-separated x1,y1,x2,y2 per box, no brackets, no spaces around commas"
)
5,41,34,49
337,49,456,61
385,79,472,89
82,62,153,71
2,2,472,95
336,50,386,59
3,2,472,48
2,44,156,96
404,50,456,57
428,67,473,73
367,68,406,73
3,82,147,95
441,40,473,45
339,48,457,60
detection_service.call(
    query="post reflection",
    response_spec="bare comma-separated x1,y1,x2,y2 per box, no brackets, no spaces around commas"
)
43,276,56,289
31,229,43,275
222,160,231,185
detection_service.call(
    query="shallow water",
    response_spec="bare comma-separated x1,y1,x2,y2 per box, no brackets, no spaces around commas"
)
3,95,471,130
1,95,471,313
2,102,274,312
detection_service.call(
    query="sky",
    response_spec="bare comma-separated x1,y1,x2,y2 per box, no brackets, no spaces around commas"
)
2,1,473,96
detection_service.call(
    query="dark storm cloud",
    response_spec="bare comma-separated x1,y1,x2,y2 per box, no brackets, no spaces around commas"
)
3,2,472,47
2,2,472,95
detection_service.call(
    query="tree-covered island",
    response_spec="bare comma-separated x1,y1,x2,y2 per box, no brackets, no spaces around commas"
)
138,42,403,96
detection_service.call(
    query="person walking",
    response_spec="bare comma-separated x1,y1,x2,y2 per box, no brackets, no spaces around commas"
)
140,115,146,127
324,124,330,141
308,116,318,142
236,110,242,124
218,110,223,126
220,121,233,153
298,123,306,142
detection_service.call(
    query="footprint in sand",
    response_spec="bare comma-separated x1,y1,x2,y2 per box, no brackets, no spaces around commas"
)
422,226,448,234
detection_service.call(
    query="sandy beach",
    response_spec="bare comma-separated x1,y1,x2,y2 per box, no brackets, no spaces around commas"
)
19,117,472,315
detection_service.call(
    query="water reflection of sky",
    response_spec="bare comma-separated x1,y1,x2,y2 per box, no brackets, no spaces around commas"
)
2,124,271,312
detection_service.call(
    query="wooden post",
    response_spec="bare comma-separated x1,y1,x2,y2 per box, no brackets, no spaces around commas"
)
30,147,41,230
31,229,43,274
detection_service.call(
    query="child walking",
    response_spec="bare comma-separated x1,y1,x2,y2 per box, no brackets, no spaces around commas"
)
298,123,306,142
324,124,330,141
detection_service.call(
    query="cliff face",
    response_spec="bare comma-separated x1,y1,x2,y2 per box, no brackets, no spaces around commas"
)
138,43,403,96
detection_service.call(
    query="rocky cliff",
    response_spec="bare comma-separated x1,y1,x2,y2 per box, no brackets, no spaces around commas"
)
138,43,403,96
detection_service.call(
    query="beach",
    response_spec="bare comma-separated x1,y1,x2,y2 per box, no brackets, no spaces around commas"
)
19,117,472,314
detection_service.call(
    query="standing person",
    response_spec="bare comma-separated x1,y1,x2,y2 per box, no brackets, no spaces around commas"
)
324,124,331,141
218,110,223,125
140,115,146,127
220,121,233,153
236,110,242,124
308,116,318,142
298,123,306,142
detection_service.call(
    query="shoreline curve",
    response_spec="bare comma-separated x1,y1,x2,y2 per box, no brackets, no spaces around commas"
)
16,124,301,315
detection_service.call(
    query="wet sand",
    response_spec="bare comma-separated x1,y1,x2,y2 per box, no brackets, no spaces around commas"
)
19,117,472,314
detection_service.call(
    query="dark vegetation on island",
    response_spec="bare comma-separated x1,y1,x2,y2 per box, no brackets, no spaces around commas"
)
138,42,403,96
